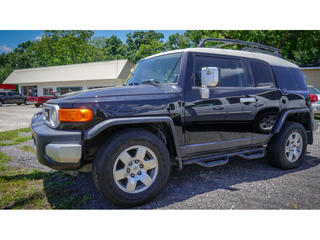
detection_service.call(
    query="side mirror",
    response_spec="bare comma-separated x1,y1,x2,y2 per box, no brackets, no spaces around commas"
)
201,67,220,87
200,67,220,99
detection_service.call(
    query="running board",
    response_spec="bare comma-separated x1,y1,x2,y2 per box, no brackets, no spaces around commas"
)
182,147,265,168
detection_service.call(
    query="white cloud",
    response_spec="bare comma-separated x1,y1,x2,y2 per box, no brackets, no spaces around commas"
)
0,45,13,52
35,36,43,41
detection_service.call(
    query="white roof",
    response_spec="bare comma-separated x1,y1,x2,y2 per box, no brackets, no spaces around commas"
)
4,59,133,84
144,48,299,68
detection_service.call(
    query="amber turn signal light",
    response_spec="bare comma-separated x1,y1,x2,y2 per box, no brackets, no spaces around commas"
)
58,109,93,122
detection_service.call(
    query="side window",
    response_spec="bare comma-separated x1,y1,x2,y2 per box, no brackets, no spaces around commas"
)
8,92,13,96
249,60,275,87
13,92,21,96
272,66,307,90
194,56,246,87
0,92,5,96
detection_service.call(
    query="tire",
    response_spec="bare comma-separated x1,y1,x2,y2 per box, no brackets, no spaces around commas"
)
268,121,307,169
24,100,28,105
17,103,22,105
0,101,3,107
35,103,40,107
92,128,171,207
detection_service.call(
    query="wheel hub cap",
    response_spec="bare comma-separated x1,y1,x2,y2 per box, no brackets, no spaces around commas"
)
113,146,159,194
285,132,303,162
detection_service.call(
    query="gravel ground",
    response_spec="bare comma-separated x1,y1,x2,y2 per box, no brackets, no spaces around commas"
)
1,127,320,209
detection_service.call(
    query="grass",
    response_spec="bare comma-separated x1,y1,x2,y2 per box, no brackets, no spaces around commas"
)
0,128,94,209
0,127,31,141
0,127,32,147
18,145,34,153
315,116,320,124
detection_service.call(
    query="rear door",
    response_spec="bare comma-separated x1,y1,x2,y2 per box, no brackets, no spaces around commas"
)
246,59,281,144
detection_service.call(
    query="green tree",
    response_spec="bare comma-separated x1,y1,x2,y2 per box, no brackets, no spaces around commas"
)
126,30,164,62
165,33,191,50
135,39,165,60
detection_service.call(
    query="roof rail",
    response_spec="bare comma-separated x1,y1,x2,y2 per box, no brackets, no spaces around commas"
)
197,38,282,58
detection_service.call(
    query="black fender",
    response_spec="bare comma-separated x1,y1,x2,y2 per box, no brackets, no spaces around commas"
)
272,108,315,144
83,116,182,169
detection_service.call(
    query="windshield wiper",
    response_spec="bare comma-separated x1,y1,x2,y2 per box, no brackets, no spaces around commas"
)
141,80,161,86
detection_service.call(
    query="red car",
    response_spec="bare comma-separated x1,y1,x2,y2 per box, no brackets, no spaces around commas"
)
27,91,60,107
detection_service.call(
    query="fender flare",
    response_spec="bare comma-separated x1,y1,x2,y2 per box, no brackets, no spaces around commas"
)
83,116,182,169
272,108,312,134
272,108,315,144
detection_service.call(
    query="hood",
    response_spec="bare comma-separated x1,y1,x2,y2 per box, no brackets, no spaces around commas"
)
58,85,165,99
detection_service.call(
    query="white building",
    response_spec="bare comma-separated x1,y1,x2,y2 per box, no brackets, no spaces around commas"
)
3,59,135,96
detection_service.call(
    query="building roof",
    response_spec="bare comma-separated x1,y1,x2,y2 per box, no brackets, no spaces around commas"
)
4,59,133,84
299,60,320,69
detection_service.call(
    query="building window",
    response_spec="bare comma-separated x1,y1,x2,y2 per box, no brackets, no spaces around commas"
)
22,85,38,96
57,87,83,95
43,88,53,95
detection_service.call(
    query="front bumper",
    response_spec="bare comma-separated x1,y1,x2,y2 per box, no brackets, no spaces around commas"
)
31,121,83,171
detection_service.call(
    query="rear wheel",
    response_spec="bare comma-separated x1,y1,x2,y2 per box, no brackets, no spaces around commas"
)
0,101,3,107
93,128,171,207
35,103,40,107
268,121,307,169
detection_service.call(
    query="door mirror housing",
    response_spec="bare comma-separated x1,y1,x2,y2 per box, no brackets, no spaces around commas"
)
200,67,220,99
201,67,220,87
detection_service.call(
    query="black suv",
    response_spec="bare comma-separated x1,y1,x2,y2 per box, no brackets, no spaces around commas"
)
31,38,318,207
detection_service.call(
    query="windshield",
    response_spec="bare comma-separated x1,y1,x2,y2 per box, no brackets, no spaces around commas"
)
125,52,182,86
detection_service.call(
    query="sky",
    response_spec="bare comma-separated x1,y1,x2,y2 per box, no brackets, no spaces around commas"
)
0,30,186,54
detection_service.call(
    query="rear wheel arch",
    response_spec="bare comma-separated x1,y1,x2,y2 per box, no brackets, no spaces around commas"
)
272,109,313,144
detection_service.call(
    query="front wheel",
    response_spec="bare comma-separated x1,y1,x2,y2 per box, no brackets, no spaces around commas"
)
93,129,171,207
268,121,307,169
35,103,40,107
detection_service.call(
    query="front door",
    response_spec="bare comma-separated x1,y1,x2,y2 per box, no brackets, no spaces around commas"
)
184,54,256,155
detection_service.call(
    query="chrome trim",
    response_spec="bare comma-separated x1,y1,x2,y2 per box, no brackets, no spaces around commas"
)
240,97,256,104
45,143,81,163
312,120,319,132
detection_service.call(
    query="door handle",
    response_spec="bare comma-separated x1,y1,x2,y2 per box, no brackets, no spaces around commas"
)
240,97,256,104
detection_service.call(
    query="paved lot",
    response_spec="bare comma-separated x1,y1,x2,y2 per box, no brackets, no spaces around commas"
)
0,104,41,131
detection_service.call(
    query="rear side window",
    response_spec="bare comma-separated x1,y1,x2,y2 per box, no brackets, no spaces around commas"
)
290,68,308,89
0,92,5,96
249,60,275,87
272,66,307,90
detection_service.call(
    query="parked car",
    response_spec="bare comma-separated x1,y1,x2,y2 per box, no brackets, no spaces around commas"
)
31,38,318,207
0,91,27,106
308,85,320,115
27,91,60,107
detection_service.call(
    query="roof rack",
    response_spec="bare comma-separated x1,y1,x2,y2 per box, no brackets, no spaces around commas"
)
197,38,282,58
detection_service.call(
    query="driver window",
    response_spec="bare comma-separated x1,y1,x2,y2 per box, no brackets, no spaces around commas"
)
194,56,245,87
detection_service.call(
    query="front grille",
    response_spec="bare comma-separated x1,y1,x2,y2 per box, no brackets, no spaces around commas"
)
45,109,50,121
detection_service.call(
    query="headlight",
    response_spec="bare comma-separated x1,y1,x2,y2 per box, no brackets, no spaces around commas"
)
50,107,59,128
44,104,60,128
